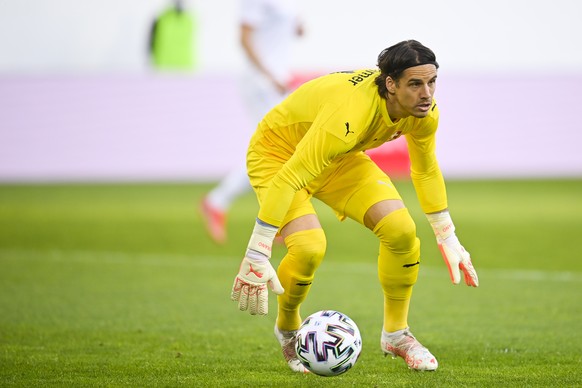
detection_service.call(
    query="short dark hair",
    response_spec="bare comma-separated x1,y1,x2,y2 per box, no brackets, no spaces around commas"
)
375,40,439,97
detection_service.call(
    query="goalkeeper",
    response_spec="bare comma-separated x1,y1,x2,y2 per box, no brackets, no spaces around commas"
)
230,40,479,373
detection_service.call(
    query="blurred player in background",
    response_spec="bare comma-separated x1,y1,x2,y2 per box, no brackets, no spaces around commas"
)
148,0,197,71
230,40,479,373
200,0,304,244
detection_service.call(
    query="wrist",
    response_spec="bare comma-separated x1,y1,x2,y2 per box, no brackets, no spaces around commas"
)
246,219,278,259
426,210,455,240
245,249,269,262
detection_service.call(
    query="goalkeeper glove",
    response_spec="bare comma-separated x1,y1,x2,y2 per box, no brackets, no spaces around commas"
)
426,211,479,287
230,220,284,315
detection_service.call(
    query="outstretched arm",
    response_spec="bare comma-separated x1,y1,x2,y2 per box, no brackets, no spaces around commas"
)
405,108,478,287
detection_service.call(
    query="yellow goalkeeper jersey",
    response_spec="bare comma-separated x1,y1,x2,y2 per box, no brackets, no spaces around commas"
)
248,69,447,227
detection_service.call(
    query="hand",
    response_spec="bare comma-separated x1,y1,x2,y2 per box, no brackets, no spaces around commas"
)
436,234,479,287
231,255,284,315
426,210,479,287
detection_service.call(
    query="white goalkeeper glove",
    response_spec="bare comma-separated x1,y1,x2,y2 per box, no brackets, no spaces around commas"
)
426,211,479,287
231,220,284,315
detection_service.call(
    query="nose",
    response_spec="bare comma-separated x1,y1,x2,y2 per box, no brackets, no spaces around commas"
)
420,84,432,98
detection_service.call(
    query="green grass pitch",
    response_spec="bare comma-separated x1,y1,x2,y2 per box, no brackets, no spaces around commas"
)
1,179,581,387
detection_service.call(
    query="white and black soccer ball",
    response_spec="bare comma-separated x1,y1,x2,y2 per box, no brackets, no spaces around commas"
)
295,310,362,377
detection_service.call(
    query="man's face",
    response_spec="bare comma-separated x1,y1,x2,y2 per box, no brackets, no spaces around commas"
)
385,64,438,120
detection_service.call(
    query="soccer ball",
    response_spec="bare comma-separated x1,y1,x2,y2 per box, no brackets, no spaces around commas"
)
295,310,362,376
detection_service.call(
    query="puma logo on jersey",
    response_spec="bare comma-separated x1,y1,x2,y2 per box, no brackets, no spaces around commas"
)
345,122,354,136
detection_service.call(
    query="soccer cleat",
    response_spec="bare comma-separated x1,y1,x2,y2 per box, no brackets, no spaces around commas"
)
274,325,310,374
381,328,438,371
199,196,227,244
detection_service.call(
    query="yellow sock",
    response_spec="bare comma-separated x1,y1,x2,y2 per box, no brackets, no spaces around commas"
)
276,228,326,331
373,208,420,333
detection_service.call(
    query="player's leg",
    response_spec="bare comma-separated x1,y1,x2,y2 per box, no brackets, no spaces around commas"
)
350,191,438,370
314,153,437,370
277,212,326,331
250,174,326,331
312,153,418,331
201,166,250,244
248,154,325,372
339,184,421,335
247,142,326,331
365,201,419,333
274,211,326,374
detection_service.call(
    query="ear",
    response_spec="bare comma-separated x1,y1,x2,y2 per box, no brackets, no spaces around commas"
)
385,76,396,94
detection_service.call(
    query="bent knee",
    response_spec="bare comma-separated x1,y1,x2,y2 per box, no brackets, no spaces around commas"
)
284,228,327,270
373,208,417,252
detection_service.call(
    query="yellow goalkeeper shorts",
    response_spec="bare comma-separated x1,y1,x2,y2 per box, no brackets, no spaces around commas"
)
249,151,402,228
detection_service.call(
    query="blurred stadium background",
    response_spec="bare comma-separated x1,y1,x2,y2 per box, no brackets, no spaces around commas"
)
1,0,581,182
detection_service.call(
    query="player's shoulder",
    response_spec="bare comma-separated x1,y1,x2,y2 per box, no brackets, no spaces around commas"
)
324,69,379,88
307,69,379,106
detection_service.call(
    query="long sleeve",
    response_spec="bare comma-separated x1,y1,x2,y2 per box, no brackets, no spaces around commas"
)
405,105,448,213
